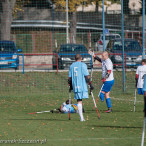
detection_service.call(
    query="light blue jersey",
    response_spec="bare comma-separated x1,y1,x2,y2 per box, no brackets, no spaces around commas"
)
69,62,89,99
62,104,77,114
143,74,146,92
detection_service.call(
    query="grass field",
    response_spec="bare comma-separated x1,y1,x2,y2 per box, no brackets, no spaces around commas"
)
0,71,145,146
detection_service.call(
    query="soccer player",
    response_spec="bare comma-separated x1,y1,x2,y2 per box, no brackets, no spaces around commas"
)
49,99,85,114
136,59,146,95
88,51,114,113
143,74,146,116
68,54,94,121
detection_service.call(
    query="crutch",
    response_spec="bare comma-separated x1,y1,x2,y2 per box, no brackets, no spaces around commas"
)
141,75,146,146
134,88,137,112
28,109,57,114
90,90,100,119
69,88,71,120
93,84,104,110
141,117,146,146
90,55,93,95
141,97,146,146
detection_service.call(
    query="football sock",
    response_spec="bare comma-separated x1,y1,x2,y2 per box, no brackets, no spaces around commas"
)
99,92,105,102
106,98,112,109
77,104,84,121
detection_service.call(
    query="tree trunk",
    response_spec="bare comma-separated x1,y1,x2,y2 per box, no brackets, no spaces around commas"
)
123,0,130,14
69,12,77,44
95,1,99,13
0,0,16,40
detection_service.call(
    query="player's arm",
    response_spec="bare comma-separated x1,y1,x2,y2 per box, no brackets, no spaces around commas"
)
68,66,73,91
94,56,102,63
135,67,139,88
88,50,102,63
68,77,73,91
85,75,94,90
102,70,111,83
135,74,139,88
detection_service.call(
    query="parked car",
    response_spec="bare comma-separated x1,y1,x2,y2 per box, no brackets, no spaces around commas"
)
106,38,142,68
94,33,121,51
0,40,22,70
52,44,92,69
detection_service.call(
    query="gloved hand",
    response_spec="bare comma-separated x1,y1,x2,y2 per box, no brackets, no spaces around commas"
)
102,78,106,83
89,83,94,90
69,84,73,91
88,50,95,57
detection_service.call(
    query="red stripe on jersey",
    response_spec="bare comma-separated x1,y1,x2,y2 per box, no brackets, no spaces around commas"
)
107,70,111,74
136,74,139,79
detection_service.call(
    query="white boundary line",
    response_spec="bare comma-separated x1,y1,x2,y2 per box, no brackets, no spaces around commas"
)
111,97,143,103
46,137,142,141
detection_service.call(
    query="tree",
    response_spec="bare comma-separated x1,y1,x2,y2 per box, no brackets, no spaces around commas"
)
53,0,83,43
0,0,32,40
54,0,122,43
0,0,16,40
54,0,103,43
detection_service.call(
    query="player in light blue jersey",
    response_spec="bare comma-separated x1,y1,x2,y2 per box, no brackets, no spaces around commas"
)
143,74,146,115
68,54,94,121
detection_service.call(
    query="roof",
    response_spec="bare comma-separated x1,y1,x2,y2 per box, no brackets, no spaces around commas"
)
60,44,85,46
0,40,14,43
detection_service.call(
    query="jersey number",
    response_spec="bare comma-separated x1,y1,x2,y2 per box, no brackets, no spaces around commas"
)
74,67,78,76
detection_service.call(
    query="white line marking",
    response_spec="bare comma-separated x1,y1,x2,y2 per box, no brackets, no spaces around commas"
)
46,137,142,141
111,97,143,103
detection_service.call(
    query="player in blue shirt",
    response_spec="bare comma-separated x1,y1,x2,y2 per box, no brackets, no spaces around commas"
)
143,74,146,116
68,54,94,121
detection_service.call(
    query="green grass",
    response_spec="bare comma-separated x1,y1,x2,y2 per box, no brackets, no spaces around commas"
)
0,71,145,146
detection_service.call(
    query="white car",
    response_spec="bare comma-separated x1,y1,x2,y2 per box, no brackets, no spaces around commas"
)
95,34,121,51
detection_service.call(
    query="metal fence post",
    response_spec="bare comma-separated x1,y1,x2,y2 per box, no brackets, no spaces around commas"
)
121,0,125,92
102,0,105,51
142,0,145,59
66,0,69,44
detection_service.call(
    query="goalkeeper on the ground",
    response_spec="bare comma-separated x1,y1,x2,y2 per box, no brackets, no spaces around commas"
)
50,99,85,114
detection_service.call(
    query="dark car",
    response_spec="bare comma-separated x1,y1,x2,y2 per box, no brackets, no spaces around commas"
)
0,40,22,70
52,44,92,69
106,38,142,68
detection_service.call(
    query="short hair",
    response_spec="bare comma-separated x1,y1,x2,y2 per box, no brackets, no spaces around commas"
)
75,54,82,61
142,59,146,64
66,99,72,104
102,51,109,57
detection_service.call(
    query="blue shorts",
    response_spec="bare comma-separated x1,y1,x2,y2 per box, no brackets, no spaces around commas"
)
138,88,144,95
102,80,114,93
74,92,88,100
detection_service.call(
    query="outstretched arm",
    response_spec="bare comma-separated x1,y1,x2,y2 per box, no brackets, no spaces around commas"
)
94,56,102,63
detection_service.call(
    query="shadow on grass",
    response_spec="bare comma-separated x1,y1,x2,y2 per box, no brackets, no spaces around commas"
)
85,109,142,113
8,118,65,121
90,125,142,129
7,118,76,121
